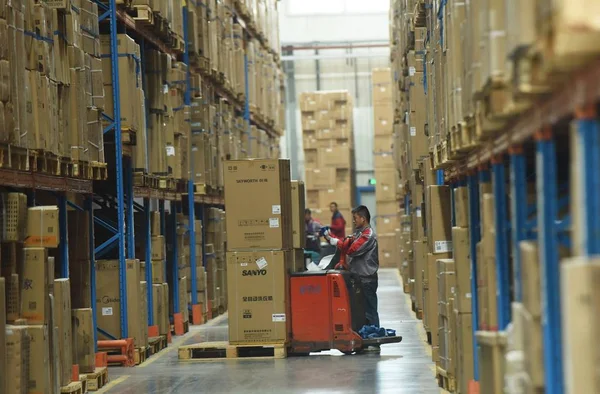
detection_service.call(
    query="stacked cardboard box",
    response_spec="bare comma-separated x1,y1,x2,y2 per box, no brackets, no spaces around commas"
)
301,90,354,234
0,1,105,163
224,159,302,345
372,69,401,269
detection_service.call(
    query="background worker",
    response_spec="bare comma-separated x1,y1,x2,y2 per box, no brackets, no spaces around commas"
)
329,202,347,238
304,208,322,263
323,205,380,341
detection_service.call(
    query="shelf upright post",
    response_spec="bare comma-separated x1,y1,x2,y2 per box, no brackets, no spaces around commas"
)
85,196,98,350
183,4,198,306
492,156,510,330
467,172,481,380
159,200,167,280
509,146,527,302
575,106,600,254
144,198,153,326
171,203,180,315
125,157,135,259
107,0,128,338
199,204,207,268
535,127,564,394
58,193,69,278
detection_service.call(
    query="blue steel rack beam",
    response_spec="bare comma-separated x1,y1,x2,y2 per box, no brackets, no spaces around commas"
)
536,128,564,394
509,147,528,302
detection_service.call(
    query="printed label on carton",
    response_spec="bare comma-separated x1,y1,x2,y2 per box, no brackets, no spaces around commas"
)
269,218,279,228
256,257,268,270
416,208,422,217
166,146,175,156
410,127,417,136
409,66,416,76
434,241,453,253
272,314,286,322
272,205,281,214
102,307,113,316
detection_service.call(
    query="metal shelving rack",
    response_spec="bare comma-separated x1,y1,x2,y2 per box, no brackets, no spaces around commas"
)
93,0,281,341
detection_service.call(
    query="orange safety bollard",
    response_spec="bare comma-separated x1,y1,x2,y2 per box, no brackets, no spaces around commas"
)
148,325,159,338
95,352,108,368
191,304,204,325
71,365,80,382
167,331,172,344
468,380,480,394
174,313,185,336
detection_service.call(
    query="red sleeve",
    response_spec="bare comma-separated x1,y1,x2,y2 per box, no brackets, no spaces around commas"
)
336,228,373,256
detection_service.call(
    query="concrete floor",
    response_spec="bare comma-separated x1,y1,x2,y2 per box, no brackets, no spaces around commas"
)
100,269,444,394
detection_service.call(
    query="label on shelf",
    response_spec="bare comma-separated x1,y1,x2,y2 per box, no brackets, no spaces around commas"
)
272,313,286,322
434,240,453,253
102,307,113,316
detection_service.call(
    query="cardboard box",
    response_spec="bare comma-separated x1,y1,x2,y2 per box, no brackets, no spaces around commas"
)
151,260,166,284
28,325,51,394
72,308,96,373
226,250,292,344
318,146,352,168
437,259,456,317
21,247,49,324
378,233,399,268
377,201,399,216
454,187,469,227
375,169,400,202
151,235,166,260
1,192,28,242
0,278,5,394
25,206,60,248
452,227,472,313
292,248,306,272
305,168,336,190
291,181,306,249
424,252,452,339
455,311,474,394
413,240,426,311
6,273,20,322
5,325,29,394
96,259,145,345
224,159,293,250
519,241,540,317
561,257,600,394
54,278,73,387
68,210,91,261
376,216,400,235
426,186,453,254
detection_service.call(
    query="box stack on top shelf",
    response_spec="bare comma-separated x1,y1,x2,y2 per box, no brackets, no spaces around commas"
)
224,159,305,346
0,194,99,393
0,0,106,176
371,68,403,269
301,91,355,233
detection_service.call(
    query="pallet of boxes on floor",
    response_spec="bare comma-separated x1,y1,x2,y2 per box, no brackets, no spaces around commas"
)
178,158,307,361
1,195,108,393
301,90,355,235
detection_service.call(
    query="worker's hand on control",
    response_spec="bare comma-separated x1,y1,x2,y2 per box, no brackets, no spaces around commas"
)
321,229,331,240
328,236,338,246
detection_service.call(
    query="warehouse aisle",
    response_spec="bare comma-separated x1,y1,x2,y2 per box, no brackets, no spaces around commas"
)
103,269,442,394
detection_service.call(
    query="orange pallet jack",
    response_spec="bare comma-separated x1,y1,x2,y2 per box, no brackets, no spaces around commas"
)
289,249,402,355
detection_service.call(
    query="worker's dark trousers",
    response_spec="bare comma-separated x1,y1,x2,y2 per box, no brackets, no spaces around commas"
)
361,278,380,327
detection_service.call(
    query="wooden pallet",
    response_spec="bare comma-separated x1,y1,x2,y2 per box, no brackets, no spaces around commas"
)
134,346,150,365
437,367,456,392
121,128,137,145
178,341,287,361
131,4,154,25
33,150,61,175
90,161,108,180
61,381,83,394
60,157,75,177
0,144,31,171
83,367,109,391
169,33,185,52
149,335,168,355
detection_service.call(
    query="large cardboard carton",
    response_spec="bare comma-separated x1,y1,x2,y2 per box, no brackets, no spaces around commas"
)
455,312,474,394
291,181,306,249
424,252,452,342
54,278,72,387
227,250,292,344
318,146,352,168
224,159,293,250
95,259,145,346
305,168,336,190
413,240,426,311
375,168,399,202
72,308,96,373
519,241,540,317
452,227,472,313
151,260,166,284
28,325,51,394
6,325,29,394
426,186,453,254
454,187,469,227
6,273,20,322
152,283,170,335
21,247,49,324
151,235,166,260
561,258,600,394
0,278,5,394
376,216,400,235
25,206,59,248
378,233,399,268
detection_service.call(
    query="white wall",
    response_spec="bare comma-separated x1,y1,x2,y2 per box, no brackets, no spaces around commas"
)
279,0,390,44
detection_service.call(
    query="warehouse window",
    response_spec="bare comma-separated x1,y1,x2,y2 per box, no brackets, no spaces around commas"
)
287,0,345,15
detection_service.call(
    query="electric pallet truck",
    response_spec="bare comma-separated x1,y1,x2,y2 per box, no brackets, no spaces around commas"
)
288,247,403,355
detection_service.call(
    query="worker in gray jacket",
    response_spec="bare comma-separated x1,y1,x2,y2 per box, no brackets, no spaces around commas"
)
323,205,380,330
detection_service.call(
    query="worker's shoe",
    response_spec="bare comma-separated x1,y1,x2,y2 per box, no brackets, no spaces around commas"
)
363,345,381,353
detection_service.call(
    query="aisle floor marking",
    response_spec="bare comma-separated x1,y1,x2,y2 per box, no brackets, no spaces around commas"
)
95,375,130,393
